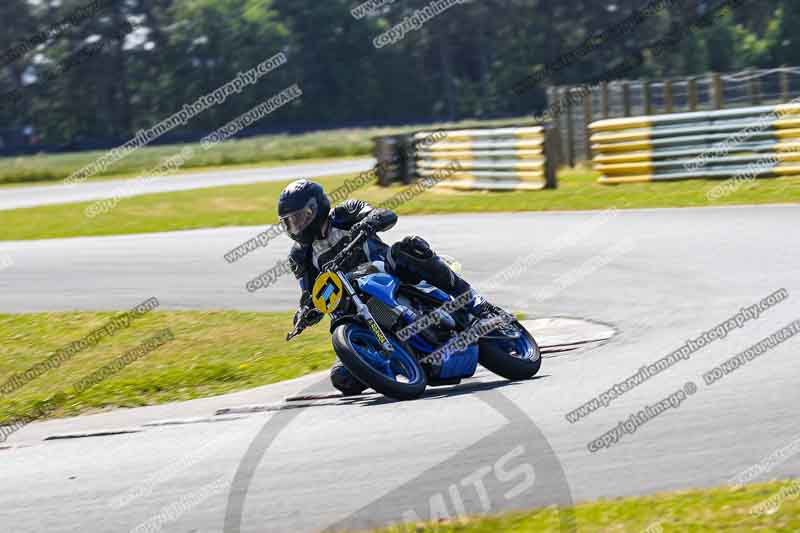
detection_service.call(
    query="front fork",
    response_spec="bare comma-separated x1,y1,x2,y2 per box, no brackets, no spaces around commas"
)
338,271,395,353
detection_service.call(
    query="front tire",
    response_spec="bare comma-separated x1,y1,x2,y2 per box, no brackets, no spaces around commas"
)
332,323,427,401
478,322,542,380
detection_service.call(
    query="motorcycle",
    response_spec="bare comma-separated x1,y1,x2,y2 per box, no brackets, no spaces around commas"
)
287,230,541,400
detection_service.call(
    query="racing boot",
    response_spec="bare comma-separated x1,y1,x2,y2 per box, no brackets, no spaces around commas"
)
469,293,516,333
330,362,367,396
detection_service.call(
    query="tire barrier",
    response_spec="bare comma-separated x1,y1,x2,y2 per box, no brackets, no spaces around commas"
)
411,126,557,191
590,103,800,184
373,134,414,186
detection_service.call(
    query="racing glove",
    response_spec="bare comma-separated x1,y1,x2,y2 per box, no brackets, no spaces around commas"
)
294,306,323,327
294,291,324,327
351,208,397,236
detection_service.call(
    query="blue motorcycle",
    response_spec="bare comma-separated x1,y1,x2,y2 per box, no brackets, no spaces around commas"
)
287,230,541,400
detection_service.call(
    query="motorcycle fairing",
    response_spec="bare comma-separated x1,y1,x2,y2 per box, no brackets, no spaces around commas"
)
438,344,479,379
356,272,478,381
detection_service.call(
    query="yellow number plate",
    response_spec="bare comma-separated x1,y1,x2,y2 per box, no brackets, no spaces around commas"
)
312,272,344,314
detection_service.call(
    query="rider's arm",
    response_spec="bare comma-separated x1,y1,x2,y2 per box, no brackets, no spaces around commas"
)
332,199,397,234
288,244,323,326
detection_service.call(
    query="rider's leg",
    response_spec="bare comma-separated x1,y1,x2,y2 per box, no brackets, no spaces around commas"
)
387,236,501,319
387,236,470,292
330,361,367,396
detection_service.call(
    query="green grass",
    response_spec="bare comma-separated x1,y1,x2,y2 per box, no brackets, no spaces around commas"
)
1,166,799,241
0,156,358,189
0,117,531,186
369,480,800,532
0,133,371,186
0,310,335,424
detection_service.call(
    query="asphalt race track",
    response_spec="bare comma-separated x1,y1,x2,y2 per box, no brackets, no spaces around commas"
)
0,158,374,211
1,204,799,532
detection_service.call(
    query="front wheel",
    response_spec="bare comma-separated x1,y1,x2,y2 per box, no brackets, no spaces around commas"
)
479,321,542,380
332,323,427,401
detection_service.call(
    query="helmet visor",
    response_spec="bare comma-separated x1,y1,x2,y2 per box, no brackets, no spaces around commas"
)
280,199,318,237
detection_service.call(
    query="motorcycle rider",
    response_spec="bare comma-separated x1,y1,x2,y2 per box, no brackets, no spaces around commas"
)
278,179,502,396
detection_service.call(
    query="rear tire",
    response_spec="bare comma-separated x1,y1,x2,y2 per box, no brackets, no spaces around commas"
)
478,322,542,380
332,324,427,401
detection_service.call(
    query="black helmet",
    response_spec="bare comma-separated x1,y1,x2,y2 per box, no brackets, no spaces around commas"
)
278,179,331,244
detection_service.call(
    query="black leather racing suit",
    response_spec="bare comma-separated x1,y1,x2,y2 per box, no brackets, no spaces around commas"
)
287,199,474,395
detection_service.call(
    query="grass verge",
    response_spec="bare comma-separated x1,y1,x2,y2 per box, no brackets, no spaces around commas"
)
0,156,364,189
0,117,529,186
0,310,334,425
0,131,372,186
369,480,800,532
1,166,799,241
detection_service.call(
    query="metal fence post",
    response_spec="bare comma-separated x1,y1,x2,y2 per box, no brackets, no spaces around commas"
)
688,78,698,111
664,80,674,113
712,73,724,110
583,92,593,161
781,68,791,103
643,81,653,115
544,125,558,189
749,73,762,105
601,82,610,118
623,82,632,117
564,88,576,167
548,87,565,165
545,86,556,117
401,134,416,184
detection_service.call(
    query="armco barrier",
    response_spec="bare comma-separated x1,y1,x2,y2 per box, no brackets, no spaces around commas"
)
590,103,800,184
411,126,557,190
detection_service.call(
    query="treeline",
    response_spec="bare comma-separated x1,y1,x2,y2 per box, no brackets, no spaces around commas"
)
0,0,798,145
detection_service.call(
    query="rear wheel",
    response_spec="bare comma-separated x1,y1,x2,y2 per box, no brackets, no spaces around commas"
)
478,322,541,380
332,323,427,400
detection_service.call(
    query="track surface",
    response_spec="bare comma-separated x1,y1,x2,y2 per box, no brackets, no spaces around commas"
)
0,158,373,211
1,205,800,532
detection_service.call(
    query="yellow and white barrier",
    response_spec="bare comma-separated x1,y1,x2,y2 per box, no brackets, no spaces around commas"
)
413,126,555,191
590,103,800,184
